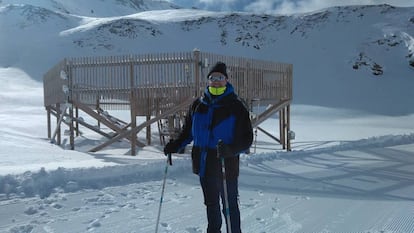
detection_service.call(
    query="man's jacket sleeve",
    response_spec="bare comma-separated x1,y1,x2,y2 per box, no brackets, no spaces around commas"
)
231,100,253,154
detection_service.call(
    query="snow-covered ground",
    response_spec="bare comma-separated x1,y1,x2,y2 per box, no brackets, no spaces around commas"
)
1,67,414,233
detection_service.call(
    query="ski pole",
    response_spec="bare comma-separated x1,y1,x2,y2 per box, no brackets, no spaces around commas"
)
155,153,172,233
217,140,232,233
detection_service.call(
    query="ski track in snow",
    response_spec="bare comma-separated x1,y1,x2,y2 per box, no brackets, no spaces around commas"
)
0,181,292,233
0,179,206,233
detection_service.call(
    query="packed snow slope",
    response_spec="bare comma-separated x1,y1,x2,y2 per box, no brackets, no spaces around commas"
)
0,0,413,114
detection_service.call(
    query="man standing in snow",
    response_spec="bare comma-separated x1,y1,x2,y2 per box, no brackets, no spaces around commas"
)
164,61,253,233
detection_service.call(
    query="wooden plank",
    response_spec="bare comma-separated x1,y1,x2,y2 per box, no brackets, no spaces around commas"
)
89,97,195,153
251,99,290,128
51,104,68,144
73,100,127,134
49,107,112,138
257,126,281,143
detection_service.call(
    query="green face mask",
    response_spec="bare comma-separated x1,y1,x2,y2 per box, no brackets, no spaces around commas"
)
208,86,226,95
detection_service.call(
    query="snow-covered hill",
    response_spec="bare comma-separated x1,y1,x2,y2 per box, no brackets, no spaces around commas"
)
1,1,413,115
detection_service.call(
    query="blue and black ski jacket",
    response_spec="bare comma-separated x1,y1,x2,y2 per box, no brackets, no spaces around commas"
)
175,83,253,178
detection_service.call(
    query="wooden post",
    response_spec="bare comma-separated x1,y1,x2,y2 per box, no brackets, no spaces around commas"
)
279,109,283,149
56,103,61,145
96,96,101,129
47,106,51,139
131,110,137,156
146,114,151,145
146,89,152,145
193,49,201,97
75,107,79,136
281,107,286,150
69,104,75,150
67,62,75,150
130,62,137,156
286,104,291,151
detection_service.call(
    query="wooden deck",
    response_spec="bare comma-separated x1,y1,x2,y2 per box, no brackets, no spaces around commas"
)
44,50,293,155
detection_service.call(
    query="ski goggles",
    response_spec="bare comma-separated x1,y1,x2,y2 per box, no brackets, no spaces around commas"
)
208,74,226,82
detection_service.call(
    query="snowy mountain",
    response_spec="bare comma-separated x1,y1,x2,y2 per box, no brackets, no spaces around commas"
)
0,0,181,16
1,1,413,114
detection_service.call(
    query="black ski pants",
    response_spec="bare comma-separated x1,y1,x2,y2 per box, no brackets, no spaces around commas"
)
200,176,241,233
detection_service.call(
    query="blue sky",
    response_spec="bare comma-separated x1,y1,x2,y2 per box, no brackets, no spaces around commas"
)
168,0,414,14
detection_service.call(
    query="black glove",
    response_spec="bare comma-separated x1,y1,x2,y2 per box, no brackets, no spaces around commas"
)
164,140,180,155
217,140,233,159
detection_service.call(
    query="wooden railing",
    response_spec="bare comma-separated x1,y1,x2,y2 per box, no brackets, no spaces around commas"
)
44,50,292,114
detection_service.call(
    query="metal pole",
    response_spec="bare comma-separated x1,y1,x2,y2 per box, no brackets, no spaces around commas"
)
155,153,172,233
217,140,232,233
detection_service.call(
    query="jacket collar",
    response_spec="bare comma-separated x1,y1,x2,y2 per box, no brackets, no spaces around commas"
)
201,83,235,105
